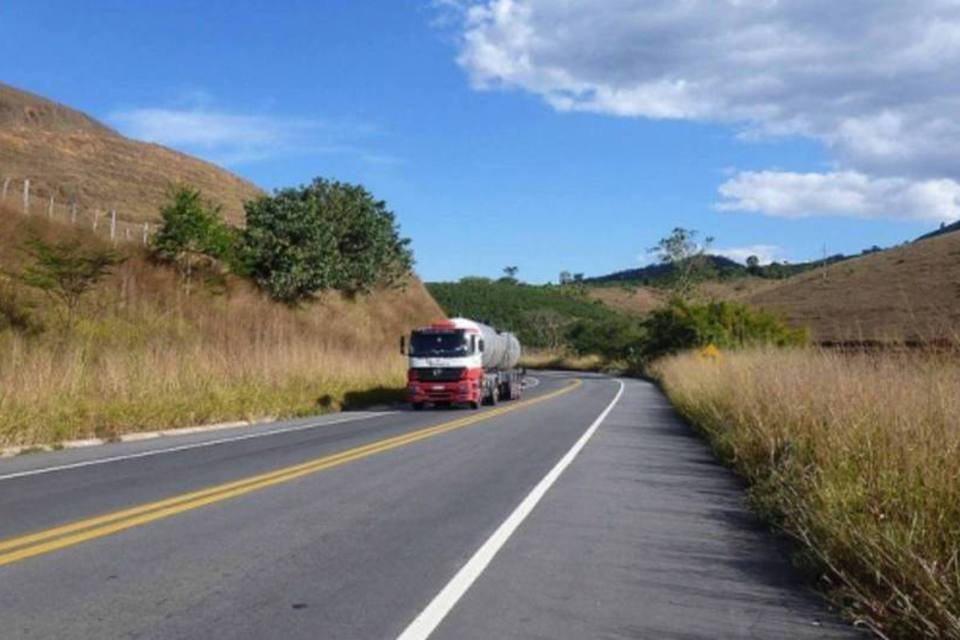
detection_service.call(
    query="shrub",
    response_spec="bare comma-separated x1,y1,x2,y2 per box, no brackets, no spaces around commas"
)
241,179,413,303
643,299,806,360
566,316,646,362
15,237,124,327
151,185,238,272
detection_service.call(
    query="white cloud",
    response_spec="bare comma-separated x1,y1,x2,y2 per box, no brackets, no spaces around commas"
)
110,104,383,167
717,171,960,222
715,244,783,265
445,0,960,221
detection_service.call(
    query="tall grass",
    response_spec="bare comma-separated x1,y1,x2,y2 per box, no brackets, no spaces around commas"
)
0,213,442,446
651,348,960,639
520,348,604,372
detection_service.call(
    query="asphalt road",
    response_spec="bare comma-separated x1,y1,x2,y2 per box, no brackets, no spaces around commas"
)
0,372,861,639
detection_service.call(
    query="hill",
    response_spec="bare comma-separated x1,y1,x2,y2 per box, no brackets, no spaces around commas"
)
745,230,960,344
586,255,744,285
917,220,960,242
586,253,853,288
0,208,443,446
0,83,261,224
426,278,627,350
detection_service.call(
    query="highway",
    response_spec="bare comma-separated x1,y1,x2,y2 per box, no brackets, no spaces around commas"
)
0,372,860,639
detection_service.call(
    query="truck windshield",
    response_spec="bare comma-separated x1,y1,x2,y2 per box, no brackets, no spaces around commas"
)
410,331,468,357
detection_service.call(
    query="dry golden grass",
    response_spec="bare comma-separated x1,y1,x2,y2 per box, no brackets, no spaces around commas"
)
520,348,605,372
0,82,262,224
0,211,444,447
586,285,664,315
746,233,960,344
651,348,960,639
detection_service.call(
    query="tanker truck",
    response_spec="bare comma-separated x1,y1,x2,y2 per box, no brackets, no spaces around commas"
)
401,317,522,410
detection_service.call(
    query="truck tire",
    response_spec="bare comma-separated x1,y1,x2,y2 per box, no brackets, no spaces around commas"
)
412,402,424,411
485,385,499,406
469,400,480,410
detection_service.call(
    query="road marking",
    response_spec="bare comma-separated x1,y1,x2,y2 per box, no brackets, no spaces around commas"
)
521,376,540,389
396,378,626,640
0,379,582,567
0,412,394,482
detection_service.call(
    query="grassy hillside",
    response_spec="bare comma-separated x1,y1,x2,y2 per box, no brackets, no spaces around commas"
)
426,278,625,349
584,227,960,346
0,209,443,447
745,230,960,344
0,83,262,224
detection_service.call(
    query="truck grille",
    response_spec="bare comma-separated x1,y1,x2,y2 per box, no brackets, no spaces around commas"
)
413,367,465,382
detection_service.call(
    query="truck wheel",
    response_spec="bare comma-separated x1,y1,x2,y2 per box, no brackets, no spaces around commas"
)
469,400,481,410
490,386,499,405
412,402,424,411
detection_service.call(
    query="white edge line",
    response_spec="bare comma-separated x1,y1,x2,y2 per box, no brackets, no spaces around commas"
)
396,378,626,640
0,412,396,482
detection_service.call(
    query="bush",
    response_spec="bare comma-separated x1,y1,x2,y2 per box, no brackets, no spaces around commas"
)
566,316,646,362
16,237,124,327
242,179,412,303
151,186,238,271
643,299,806,360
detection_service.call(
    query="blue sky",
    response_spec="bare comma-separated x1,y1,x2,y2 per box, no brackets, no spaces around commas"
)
2,1,956,283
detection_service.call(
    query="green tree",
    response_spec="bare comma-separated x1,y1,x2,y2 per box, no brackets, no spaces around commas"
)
649,227,714,298
566,316,646,362
150,185,238,280
16,237,124,327
241,178,413,303
502,265,519,283
746,254,761,275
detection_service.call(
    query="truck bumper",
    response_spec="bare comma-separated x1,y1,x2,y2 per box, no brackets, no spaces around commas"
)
408,381,480,405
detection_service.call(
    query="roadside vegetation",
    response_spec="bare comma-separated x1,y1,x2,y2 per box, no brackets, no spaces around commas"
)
426,276,633,351
0,180,438,447
651,348,960,640
433,224,960,638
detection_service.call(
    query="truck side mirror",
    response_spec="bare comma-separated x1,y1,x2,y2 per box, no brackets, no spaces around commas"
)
400,336,406,355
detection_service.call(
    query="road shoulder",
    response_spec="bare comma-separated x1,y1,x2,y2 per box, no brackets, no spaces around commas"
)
432,378,862,639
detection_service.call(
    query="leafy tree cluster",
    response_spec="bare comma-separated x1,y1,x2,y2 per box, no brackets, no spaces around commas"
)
566,315,646,362
641,299,807,361
151,179,413,303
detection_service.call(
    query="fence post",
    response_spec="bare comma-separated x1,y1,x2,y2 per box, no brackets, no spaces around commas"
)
48,195,54,219
23,179,30,214
142,223,149,245
1,177,8,201
125,227,131,241
71,202,78,224
110,209,117,242
93,209,100,232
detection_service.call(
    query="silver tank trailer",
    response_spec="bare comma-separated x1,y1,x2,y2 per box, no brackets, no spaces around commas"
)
476,322,521,371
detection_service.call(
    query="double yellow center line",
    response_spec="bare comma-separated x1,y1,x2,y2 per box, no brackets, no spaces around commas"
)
0,378,581,567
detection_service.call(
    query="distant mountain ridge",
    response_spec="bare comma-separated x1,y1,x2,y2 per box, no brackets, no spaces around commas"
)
586,253,853,286
0,82,262,224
